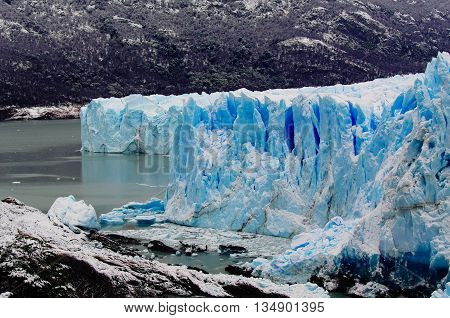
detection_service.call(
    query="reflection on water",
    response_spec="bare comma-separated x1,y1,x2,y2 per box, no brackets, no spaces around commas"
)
82,152,169,186
0,119,170,215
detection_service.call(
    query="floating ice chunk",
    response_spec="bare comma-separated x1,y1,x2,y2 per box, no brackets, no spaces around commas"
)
99,198,165,226
47,195,99,231
120,199,165,212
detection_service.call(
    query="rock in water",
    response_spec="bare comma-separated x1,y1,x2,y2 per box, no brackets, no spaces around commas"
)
147,240,178,254
219,245,248,255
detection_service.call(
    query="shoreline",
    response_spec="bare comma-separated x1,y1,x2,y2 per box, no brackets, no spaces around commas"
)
0,197,328,298
0,105,82,121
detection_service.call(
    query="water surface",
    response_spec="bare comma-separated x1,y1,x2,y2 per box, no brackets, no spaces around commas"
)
0,119,169,215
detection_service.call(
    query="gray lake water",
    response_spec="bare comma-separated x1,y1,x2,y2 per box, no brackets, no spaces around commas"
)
0,119,170,215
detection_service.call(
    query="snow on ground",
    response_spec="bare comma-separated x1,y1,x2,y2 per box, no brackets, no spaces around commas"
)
0,200,328,297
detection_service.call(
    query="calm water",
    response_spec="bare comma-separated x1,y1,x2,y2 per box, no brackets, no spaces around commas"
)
0,119,170,215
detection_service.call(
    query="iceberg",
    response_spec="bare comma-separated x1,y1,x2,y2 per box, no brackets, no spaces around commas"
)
47,195,100,231
82,53,450,292
99,198,165,226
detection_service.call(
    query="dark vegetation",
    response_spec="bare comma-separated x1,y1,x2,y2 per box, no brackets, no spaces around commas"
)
0,0,448,108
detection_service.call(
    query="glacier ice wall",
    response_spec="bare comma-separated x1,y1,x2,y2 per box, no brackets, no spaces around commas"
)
82,52,449,291
81,72,423,235
243,52,449,291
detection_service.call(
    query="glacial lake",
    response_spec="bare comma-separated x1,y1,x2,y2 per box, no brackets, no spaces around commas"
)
0,119,169,215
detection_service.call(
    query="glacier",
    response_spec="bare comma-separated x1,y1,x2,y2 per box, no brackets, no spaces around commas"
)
82,52,449,293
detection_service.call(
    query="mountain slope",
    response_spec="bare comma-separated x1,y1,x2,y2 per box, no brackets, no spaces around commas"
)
0,0,448,108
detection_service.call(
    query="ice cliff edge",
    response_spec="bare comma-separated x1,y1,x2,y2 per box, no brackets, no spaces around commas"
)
81,52,448,236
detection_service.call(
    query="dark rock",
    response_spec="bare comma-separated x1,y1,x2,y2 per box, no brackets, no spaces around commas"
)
87,232,139,256
179,241,207,256
222,284,286,298
219,245,247,255
147,240,177,254
1,197,25,207
102,233,141,245
225,264,253,277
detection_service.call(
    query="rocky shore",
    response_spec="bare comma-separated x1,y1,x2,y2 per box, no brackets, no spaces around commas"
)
0,198,327,298
0,105,81,121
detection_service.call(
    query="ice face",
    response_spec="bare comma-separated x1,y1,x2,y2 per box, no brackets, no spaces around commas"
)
47,195,100,231
247,53,450,288
82,53,449,289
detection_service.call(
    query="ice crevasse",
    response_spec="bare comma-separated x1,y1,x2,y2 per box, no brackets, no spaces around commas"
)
82,53,449,289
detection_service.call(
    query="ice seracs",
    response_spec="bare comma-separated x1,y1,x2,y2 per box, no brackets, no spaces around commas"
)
47,195,100,231
248,217,353,284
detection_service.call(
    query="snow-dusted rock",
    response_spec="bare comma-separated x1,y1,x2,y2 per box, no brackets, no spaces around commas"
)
47,195,100,231
348,282,389,298
1,105,81,121
0,200,328,298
